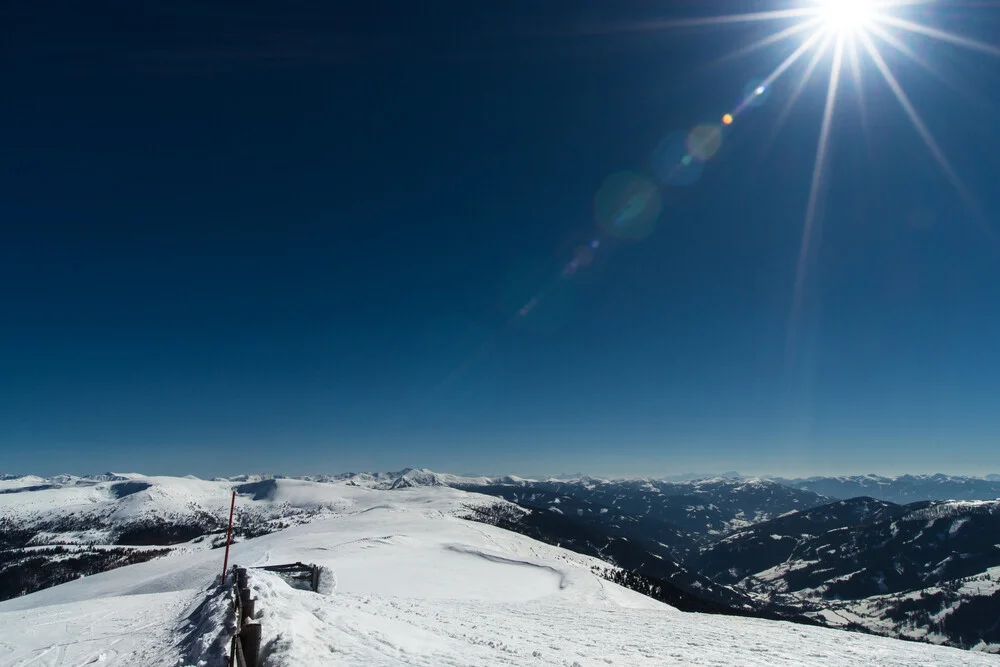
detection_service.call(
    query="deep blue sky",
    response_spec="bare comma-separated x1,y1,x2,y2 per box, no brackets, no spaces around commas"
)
3,1,1000,478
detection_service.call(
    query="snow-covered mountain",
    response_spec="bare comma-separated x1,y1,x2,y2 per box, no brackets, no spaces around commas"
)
1,481,994,666
697,496,904,584
0,471,772,617
11,469,1000,500
773,473,1000,504
697,496,1000,650
1,472,146,487
813,567,1000,650
6,468,1000,655
750,499,1000,599
448,475,831,561
0,475,360,602
209,468,492,488
461,499,771,615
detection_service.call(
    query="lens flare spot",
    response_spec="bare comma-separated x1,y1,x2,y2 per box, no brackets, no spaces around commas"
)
652,131,704,187
563,244,595,276
595,171,662,240
744,79,771,108
722,113,734,125
686,124,724,161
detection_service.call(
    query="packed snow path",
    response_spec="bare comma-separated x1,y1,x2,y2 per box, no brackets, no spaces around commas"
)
0,483,995,666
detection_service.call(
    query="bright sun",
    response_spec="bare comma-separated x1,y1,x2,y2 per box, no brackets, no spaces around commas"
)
818,0,877,33
631,0,1000,364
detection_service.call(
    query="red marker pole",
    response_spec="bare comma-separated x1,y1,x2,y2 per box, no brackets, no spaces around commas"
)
221,490,236,585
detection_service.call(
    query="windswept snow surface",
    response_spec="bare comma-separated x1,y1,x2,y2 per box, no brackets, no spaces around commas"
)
0,475,50,492
0,484,994,667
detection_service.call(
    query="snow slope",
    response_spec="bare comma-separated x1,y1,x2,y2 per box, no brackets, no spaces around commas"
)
0,475,347,523
0,475,49,492
0,475,358,554
0,483,995,666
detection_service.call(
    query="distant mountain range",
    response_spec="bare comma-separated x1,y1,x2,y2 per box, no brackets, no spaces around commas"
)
772,474,1000,504
451,476,830,563
7,470,1000,503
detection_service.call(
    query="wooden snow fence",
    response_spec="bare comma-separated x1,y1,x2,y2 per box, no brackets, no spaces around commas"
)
228,566,261,667
226,563,322,667
257,562,323,592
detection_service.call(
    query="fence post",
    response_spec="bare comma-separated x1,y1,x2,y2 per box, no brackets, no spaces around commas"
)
240,623,262,667
240,587,252,612
243,597,256,622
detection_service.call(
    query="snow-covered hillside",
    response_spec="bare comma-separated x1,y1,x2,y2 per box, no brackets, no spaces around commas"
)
0,475,358,539
0,474,362,602
698,496,1000,651
0,482,992,666
812,566,1000,651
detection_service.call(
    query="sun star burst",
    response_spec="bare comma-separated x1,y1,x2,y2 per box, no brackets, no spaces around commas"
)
630,0,999,360
817,0,878,34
